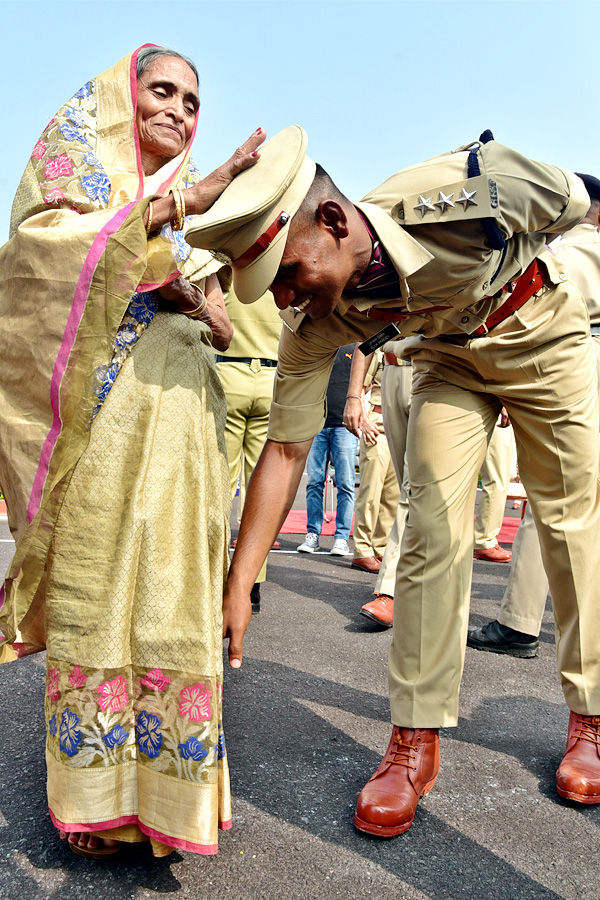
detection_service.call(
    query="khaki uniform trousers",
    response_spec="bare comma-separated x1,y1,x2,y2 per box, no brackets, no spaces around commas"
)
473,422,514,550
497,335,600,636
374,363,412,597
389,277,600,727
353,416,400,560
216,360,275,583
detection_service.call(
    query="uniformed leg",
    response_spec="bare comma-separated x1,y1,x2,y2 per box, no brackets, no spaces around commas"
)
389,374,498,727
371,440,400,558
374,364,412,598
473,423,514,550
505,368,600,713
241,367,275,583
216,362,252,499
474,279,600,715
353,436,393,559
498,502,548,635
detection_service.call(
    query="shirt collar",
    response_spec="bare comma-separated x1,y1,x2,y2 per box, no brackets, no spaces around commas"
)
354,201,433,279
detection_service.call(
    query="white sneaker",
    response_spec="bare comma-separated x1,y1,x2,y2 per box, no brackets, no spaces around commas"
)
330,538,351,556
298,532,319,553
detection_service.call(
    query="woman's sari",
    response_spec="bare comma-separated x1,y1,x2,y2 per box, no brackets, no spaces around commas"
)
0,46,232,854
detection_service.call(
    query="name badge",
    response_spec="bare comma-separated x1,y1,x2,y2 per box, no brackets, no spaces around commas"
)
358,322,401,355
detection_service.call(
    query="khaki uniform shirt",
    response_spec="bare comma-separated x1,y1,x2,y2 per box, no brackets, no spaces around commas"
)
219,286,282,362
268,140,588,443
552,223,600,325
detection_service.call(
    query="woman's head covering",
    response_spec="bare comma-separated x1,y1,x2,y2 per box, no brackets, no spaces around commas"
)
11,44,218,287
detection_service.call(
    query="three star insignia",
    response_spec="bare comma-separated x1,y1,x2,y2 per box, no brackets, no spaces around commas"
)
414,189,477,217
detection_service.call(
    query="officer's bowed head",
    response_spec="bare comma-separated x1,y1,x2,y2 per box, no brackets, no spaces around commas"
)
185,126,316,303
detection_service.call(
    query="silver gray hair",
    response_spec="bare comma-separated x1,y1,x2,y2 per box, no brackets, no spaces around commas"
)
136,46,199,86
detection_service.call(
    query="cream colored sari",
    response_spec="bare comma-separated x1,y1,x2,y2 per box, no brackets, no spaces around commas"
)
0,47,231,854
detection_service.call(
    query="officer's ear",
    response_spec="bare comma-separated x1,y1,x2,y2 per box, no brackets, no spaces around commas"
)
317,200,349,239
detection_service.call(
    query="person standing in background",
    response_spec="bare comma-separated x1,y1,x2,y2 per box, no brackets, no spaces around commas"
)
297,344,358,557
215,284,282,613
348,350,400,574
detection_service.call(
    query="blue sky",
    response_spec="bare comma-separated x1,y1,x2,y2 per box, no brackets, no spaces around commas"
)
1,0,598,242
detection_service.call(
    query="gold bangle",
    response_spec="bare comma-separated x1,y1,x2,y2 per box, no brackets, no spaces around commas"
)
145,201,153,236
170,188,185,231
185,290,207,318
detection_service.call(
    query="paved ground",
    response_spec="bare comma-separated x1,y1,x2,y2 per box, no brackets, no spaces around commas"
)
0,490,597,900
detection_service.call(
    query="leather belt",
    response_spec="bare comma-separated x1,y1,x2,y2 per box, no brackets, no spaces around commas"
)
214,355,278,367
384,352,411,367
470,258,544,337
353,258,544,337
371,404,382,414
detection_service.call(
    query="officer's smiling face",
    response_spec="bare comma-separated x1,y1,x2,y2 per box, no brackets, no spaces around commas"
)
269,201,371,320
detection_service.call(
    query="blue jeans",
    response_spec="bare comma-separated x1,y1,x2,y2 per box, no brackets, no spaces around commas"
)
305,426,358,540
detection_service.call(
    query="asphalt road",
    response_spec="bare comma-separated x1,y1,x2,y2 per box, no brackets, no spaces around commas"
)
0,493,597,900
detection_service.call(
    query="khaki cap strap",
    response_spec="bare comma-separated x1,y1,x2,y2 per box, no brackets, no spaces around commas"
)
233,211,290,269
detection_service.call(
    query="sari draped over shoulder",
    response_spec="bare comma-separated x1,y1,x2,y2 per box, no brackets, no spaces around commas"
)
0,46,232,854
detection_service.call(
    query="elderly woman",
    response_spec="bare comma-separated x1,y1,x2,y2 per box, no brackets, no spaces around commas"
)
0,45,262,858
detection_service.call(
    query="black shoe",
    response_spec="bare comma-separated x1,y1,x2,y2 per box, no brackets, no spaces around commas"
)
467,619,538,658
250,583,261,615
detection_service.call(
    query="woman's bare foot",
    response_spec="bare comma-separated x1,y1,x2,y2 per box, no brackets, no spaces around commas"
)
60,830,120,857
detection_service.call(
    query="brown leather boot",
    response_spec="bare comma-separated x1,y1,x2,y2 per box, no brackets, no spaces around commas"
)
360,594,393,628
354,725,440,836
556,711,600,803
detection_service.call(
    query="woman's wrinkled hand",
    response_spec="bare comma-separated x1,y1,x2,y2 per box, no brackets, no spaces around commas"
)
185,128,266,217
159,274,233,351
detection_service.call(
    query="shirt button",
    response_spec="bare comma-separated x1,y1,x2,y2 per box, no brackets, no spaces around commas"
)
482,282,488,291
461,316,470,324
559,273,568,281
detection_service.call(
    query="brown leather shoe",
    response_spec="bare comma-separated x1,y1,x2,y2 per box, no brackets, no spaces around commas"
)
360,595,393,627
354,726,440,836
473,543,512,562
556,711,600,803
352,556,382,573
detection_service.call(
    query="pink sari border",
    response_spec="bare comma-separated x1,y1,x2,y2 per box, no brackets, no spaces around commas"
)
139,823,218,856
26,202,137,526
50,809,139,833
130,44,158,201
137,270,181,292
49,809,228,855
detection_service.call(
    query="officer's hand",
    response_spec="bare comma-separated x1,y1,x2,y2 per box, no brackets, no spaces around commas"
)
498,407,511,428
222,583,252,668
343,396,363,436
361,415,380,445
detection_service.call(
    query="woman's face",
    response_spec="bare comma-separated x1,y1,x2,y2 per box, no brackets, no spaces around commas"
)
136,56,199,175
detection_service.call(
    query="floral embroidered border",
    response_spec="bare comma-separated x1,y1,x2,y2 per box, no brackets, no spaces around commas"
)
45,659,226,784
